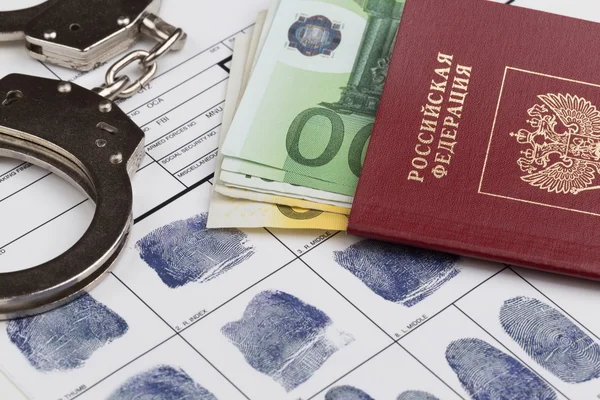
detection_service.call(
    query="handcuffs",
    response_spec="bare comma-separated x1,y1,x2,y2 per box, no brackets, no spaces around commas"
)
0,0,186,319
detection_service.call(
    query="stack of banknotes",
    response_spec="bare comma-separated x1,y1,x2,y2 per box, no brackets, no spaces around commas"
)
207,0,404,230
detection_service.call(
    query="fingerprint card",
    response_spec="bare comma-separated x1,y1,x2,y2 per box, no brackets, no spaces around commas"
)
113,182,295,330
301,234,502,337
456,268,600,397
0,274,173,400
312,344,460,400
400,306,567,400
513,266,600,336
79,335,244,399
182,259,392,400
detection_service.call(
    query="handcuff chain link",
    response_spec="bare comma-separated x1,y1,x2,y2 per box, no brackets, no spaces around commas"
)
93,25,185,100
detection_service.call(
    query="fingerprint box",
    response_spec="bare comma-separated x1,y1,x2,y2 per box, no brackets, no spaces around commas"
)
349,0,600,280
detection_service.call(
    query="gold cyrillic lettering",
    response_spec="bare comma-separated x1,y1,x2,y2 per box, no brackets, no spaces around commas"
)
412,157,428,170
437,52,454,66
418,132,434,145
430,80,447,94
435,152,452,165
447,105,463,119
453,77,469,91
421,104,441,119
456,64,472,77
420,119,438,133
440,128,457,140
408,170,424,183
449,90,468,105
432,164,448,179
415,144,431,156
435,67,450,80
443,116,459,128
438,140,457,154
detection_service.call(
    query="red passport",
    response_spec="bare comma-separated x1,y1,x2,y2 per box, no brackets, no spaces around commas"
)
348,0,600,280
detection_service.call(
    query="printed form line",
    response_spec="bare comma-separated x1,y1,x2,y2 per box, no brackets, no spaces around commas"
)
0,172,51,205
0,162,28,180
139,78,228,128
155,123,221,162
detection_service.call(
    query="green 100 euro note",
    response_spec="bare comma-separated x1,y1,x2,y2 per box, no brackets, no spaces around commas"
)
221,0,405,196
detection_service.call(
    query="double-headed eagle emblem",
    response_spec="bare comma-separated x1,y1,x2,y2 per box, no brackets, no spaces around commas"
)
510,93,600,194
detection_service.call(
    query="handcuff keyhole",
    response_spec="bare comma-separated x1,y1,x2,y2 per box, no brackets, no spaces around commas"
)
70,23,81,32
2,90,23,107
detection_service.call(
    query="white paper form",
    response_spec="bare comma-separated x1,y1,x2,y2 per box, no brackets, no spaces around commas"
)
0,0,600,399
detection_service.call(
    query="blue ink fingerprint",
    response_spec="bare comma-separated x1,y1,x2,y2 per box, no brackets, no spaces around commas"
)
107,365,217,400
396,391,440,400
7,294,128,372
136,212,255,288
325,385,374,400
333,239,460,307
500,296,600,383
221,290,353,391
446,338,556,399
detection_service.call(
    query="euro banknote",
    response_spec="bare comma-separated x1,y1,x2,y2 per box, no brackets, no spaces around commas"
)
221,0,405,196
217,182,350,209
219,170,353,207
221,156,354,194
207,21,348,230
215,183,351,213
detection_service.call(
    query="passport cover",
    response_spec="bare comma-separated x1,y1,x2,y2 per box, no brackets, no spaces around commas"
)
348,0,600,279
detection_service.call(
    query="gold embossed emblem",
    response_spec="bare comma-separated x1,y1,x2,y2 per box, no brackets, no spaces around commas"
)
509,93,600,194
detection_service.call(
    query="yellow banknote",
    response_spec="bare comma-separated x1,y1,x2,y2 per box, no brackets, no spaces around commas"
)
210,193,348,229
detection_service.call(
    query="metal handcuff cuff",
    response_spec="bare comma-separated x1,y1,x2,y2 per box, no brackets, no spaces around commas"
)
0,0,186,319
